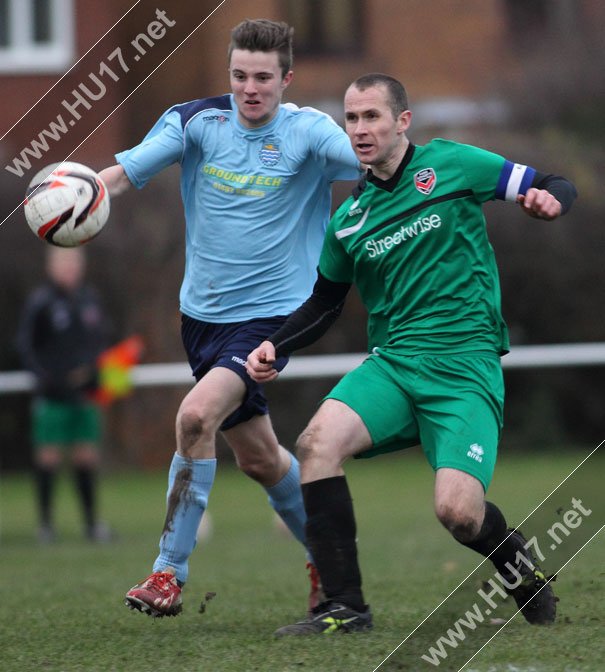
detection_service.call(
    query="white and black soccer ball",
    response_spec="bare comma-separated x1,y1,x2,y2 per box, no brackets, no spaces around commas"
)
24,162,110,247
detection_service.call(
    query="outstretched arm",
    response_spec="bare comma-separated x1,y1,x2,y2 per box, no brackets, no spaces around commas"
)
99,164,132,197
246,272,351,382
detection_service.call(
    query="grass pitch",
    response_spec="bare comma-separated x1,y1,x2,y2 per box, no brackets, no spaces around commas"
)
1,448,602,672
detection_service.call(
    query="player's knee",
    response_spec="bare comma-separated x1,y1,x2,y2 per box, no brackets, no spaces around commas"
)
72,451,100,469
176,404,211,453
36,449,62,469
435,503,480,542
295,424,327,466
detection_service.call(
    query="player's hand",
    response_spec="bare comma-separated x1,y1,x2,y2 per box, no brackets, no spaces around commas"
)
517,188,562,220
246,341,279,382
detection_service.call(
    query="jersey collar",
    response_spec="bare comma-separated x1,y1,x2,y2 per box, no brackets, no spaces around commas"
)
231,94,284,136
367,143,416,193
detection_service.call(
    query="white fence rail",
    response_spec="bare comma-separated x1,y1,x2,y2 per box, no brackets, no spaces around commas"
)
2,342,605,394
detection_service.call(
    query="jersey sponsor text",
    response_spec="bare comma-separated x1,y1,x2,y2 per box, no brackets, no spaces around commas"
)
365,213,442,258
202,164,283,187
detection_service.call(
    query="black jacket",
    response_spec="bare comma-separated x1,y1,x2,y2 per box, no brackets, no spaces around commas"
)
16,281,111,401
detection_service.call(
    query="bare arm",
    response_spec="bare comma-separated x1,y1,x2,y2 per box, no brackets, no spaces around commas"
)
99,164,132,197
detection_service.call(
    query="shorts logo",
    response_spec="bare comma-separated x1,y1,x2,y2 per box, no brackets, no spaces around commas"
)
259,139,281,166
414,168,437,195
467,443,484,463
231,356,246,366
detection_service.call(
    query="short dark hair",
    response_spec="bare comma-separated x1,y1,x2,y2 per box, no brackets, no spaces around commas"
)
228,19,294,78
350,73,409,119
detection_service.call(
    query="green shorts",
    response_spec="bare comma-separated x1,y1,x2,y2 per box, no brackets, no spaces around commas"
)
32,398,102,449
325,351,504,491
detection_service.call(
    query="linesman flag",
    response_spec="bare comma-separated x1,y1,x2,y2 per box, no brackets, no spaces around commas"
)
91,335,144,405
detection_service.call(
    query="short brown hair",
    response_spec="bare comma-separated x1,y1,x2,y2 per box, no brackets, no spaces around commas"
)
228,19,294,77
350,73,409,119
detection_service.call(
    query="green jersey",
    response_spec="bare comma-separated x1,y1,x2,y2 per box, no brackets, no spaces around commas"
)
319,139,538,355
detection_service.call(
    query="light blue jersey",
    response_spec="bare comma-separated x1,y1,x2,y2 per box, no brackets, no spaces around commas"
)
116,94,360,322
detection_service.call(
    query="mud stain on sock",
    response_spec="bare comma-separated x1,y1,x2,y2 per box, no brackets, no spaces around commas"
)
162,464,193,534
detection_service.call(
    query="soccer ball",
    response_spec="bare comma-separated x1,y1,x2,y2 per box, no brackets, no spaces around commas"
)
24,162,110,247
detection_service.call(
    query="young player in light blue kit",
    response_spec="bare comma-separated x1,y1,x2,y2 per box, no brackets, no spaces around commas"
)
99,19,360,617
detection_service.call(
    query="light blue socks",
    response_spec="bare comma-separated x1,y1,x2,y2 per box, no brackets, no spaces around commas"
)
153,452,308,584
153,453,216,584
266,454,308,550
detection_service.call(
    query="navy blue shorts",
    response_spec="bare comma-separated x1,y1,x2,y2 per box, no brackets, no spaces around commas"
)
181,314,290,430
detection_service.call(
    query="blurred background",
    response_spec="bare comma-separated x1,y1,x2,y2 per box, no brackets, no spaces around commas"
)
1,0,604,473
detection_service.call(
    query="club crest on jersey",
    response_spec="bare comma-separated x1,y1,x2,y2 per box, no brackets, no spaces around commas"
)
259,139,281,166
414,168,437,195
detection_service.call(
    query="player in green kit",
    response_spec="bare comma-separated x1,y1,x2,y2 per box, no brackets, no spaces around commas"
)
247,73,577,635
